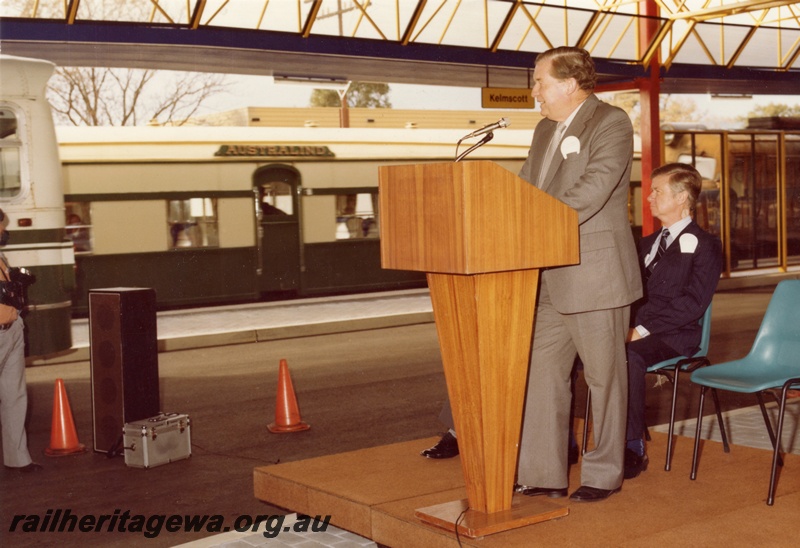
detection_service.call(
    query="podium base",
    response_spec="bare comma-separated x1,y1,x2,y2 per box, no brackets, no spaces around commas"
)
414,494,569,538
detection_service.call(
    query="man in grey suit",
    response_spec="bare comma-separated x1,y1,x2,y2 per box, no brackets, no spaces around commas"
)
516,47,641,502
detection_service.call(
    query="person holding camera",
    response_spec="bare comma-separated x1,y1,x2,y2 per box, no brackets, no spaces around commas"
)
0,208,41,473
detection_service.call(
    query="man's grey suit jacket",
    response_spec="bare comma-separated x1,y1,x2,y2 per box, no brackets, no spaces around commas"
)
519,94,642,312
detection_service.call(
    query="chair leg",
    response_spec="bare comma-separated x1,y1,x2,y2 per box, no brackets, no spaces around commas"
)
767,384,793,506
690,386,707,480
665,367,681,471
767,379,800,505
582,389,591,456
756,392,785,467
709,388,730,453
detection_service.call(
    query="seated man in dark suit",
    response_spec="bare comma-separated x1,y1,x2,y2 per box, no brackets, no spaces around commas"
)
625,162,723,479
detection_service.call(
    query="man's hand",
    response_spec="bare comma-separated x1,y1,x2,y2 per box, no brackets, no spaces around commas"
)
627,327,643,343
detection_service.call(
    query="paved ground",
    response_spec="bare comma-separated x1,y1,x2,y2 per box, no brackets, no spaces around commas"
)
5,286,799,547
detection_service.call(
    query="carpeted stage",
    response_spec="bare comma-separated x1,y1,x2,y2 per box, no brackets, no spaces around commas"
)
253,426,799,547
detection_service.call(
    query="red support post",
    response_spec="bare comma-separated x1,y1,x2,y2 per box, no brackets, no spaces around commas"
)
639,0,661,237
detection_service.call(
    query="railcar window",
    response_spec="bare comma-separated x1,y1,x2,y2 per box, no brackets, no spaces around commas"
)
336,193,379,239
259,181,293,216
0,109,22,197
65,203,93,254
168,198,219,249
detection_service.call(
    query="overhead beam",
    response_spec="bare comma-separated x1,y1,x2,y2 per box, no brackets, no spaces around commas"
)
667,0,797,22
189,0,208,30
490,0,523,53
66,0,80,24
302,0,323,38
0,18,796,93
783,40,800,71
400,0,426,45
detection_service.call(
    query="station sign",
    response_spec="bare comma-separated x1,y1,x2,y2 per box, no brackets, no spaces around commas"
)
215,145,334,157
481,88,535,109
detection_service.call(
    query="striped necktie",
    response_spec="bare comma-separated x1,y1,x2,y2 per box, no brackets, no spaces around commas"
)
648,228,670,274
538,122,565,187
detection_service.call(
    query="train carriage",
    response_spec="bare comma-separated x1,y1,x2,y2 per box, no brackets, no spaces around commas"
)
57,125,549,313
56,121,800,316
0,55,74,356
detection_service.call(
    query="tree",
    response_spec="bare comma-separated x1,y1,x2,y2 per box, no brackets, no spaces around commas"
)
602,92,703,133
661,95,703,125
47,68,229,126
745,103,800,119
309,82,392,108
8,0,230,126
603,91,640,129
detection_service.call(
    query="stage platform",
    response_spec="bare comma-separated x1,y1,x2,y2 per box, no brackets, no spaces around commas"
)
254,428,800,547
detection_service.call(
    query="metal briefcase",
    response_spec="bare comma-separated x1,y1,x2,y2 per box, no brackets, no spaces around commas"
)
123,412,191,469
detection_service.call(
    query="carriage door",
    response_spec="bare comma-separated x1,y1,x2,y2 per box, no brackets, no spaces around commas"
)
254,164,301,296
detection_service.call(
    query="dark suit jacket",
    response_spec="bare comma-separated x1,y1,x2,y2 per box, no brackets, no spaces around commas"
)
634,220,722,357
519,94,642,313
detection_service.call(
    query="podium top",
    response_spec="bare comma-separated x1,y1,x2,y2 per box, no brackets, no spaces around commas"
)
379,161,579,275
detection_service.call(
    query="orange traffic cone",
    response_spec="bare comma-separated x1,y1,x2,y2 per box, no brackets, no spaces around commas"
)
268,359,310,433
44,378,87,456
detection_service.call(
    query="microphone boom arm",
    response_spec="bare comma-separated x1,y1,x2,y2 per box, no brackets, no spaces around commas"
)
454,132,494,163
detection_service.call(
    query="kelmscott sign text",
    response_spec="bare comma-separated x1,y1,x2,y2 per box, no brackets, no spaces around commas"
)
481,88,534,109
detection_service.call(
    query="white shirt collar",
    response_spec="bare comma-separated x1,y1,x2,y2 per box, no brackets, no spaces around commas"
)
645,217,692,265
662,216,693,242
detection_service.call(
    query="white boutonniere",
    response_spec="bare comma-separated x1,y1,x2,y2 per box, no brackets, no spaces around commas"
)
679,233,698,253
560,136,580,158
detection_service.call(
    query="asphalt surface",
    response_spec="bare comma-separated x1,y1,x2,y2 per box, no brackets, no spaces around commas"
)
2,287,782,547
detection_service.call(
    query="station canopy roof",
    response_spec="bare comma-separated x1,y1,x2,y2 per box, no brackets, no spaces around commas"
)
1,0,798,94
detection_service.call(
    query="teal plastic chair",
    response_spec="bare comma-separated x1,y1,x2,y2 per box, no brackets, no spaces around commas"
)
582,304,720,471
690,280,800,505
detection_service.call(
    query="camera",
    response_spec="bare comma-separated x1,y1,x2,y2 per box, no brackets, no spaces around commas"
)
10,267,36,287
0,267,36,310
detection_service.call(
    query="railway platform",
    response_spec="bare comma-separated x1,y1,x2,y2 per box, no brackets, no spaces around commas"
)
32,288,436,366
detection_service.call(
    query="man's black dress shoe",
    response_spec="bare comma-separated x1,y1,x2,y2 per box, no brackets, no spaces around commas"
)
515,485,568,499
420,431,459,459
569,485,621,502
624,448,649,479
5,462,43,473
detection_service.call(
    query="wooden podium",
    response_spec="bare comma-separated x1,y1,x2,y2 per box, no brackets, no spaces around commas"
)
378,161,579,538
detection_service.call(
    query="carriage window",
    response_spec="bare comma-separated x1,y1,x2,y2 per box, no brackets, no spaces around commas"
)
335,193,379,239
65,202,93,254
167,198,219,249
0,109,22,198
259,181,293,216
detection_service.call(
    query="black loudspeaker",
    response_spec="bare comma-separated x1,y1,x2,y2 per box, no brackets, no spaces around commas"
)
89,288,160,454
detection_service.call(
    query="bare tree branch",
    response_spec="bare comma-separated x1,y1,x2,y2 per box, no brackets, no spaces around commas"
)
47,67,230,126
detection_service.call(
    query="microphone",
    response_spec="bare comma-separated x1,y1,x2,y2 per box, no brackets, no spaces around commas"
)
461,118,510,139
455,132,494,162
